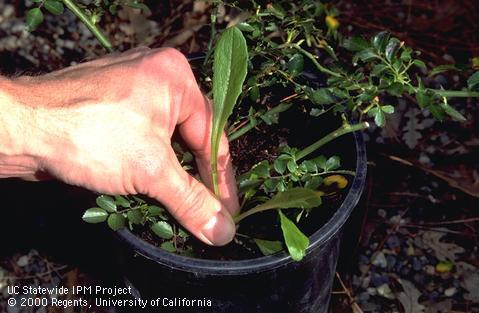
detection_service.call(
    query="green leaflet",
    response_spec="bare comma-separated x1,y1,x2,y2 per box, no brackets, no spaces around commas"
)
279,210,309,261
254,239,283,256
211,26,248,196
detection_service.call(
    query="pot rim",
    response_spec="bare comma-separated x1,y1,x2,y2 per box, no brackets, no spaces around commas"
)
116,130,367,275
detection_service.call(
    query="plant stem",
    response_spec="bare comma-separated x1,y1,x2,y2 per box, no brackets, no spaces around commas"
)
211,137,220,196
296,122,370,161
234,202,277,224
203,3,218,66
429,89,479,98
293,44,342,78
228,102,293,141
62,0,113,52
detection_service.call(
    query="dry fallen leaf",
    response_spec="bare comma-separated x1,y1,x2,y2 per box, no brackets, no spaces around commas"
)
397,279,425,313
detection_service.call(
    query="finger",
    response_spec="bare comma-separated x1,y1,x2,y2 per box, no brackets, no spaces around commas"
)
178,95,239,216
144,147,236,246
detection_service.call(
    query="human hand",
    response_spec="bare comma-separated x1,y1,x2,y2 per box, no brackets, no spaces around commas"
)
1,47,239,246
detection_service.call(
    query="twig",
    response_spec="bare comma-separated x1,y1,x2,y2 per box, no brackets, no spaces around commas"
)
335,272,364,313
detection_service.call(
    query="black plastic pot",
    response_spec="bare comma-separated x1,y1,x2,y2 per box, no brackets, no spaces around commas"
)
114,126,366,313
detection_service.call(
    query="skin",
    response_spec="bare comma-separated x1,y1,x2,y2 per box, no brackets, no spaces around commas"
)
0,47,239,246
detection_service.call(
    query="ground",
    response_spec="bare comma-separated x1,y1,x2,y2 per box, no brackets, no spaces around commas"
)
0,1,478,313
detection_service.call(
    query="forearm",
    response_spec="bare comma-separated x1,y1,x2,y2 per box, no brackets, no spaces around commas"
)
0,77,42,178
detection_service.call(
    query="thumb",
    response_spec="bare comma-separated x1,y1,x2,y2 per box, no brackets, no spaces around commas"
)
144,148,236,246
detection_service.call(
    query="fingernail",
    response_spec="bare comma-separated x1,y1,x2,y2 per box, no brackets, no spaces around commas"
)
201,209,235,246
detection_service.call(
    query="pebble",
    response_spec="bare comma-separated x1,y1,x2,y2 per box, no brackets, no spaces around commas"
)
16,255,30,267
444,287,456,297
387,236,401,249
372,252,388,269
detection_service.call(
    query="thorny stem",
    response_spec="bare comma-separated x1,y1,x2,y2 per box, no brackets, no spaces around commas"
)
62,0,113,52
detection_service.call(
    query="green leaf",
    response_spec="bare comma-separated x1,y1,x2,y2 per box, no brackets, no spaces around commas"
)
274,155,290,174
412,59,426,69
353,48,378,64
429,64,460,77
160,241,176,252
25,8,44,31
126,210,143,224
115,195,130,208
371,31,390,52
254,188,322,212
82,208,108,224
237,22,255,32
251,160,270,178
151,221,174,239
254,239,283,256
44,0,64,15
467,72,479,90
96,195,117,213
107,213,126,231
440,102,466,122
381,105,395,114
343,36,370,52
385,38,401,61
211,27,248,194
387,82,404,96
368,107,386,127
416,90,433,108
148,205,164,216
304,176,323,190
309,88,335,105
287,53,304,76
324,156,341,171
279,210,309,261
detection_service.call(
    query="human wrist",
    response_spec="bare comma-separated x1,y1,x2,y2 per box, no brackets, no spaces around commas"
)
0,77,55,177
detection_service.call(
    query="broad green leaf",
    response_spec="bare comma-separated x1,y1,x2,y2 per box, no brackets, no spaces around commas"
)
381,105,395,114
254,239,283,256
25,8,44,31
211,26,248,195
96,195,117,213
251,160,270,178
467,72,479,90
368,107,386,127
151,221,174,239
44,0,64,15
148,205,164,216
160,241,176,252
324,156,341,171
343,36,370,52
385,38,401,61
412,59,426,69
126,210,143,224
107,213,126,231
279,210,309,261
387,82,404,96
287,53,304,76
353,48,378,64
274,155,290,174
115,195,130,208
309,88,335,105
82,208,108,224
237,22,255,32
254,188,322,212
371,31,390,52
